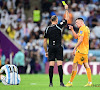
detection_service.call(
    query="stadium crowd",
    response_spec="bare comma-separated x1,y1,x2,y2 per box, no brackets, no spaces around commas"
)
0,0,100,73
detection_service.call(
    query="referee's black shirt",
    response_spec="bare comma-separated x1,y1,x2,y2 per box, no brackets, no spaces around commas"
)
44,19,67,46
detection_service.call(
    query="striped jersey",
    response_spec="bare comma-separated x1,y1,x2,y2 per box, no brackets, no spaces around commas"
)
0,64,20,85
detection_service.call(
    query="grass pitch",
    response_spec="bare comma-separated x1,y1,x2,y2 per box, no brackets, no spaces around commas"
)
0,74,100,90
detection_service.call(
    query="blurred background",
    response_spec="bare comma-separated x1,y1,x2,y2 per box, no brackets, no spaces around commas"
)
0,0,100,74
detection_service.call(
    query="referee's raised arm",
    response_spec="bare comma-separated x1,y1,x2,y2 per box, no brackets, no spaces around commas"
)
57,4,69,29
64,4,69,21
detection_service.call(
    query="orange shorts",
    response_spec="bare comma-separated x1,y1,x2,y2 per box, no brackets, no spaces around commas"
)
73,52,88,65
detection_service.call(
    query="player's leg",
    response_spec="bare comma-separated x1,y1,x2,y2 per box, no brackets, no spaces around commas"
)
66,52,79,87
57,61,63,83
48,46,55,87
69,63,78,82
66,63,78,87
49,61,55,87
56,46,65,87
57,61,63,84
57,60,65,87
0,75,9,85
84,63,92,87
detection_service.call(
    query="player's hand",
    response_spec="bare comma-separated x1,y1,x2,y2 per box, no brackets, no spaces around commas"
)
45,52,48,57
72,49,76,56
64,4,68,9
68,25,74,31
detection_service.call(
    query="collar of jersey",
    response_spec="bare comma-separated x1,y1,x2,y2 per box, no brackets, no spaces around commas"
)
51,24,56,26
80,25,85,29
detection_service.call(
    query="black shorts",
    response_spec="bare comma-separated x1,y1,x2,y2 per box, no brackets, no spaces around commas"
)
48,46,63,61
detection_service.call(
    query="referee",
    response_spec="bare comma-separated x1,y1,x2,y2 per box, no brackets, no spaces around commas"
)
43,4,69,87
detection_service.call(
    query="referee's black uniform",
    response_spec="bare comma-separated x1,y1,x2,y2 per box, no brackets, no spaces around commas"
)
44,19,67,61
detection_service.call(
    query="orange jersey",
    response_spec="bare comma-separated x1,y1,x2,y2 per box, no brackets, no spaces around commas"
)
76,25,90,54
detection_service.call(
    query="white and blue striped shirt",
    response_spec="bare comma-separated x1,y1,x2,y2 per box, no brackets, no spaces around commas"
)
0,64,20,85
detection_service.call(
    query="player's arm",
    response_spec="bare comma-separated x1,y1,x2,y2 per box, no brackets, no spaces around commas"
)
74,29,84,49
73,29,84,55
74,36,83,50
43,38,48,57
43,38,47,52
0,66,5,74
43,27,48,57
68,25,78,39
72,36,83,55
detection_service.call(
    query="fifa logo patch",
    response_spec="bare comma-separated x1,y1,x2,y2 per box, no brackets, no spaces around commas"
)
80,31,83,34
81,57,84,61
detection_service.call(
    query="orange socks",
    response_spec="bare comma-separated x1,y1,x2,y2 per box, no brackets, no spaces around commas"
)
86,68,92,82
69,68,92,83
70,71,77,82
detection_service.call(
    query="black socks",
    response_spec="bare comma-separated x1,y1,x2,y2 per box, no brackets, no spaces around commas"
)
49,66,54,83
58,65,63,83
49,65,63,84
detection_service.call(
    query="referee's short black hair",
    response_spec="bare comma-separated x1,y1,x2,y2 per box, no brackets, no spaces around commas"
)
75,18,84,21
51,15,58,22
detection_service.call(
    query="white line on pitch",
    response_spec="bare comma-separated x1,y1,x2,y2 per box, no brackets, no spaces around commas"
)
30,83,49,85
30,83,37,85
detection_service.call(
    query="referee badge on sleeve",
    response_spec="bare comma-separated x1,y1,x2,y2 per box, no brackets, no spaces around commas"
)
80,31,83,34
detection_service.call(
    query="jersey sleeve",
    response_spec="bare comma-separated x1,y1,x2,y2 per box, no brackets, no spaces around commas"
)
0,66,5,73
44,27,49,38
79,29,84,37
57,19,67,28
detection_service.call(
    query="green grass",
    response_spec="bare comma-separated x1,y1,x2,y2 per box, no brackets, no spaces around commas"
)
0,74,100,90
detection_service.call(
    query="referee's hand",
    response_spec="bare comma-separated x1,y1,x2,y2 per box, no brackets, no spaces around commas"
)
64,4,68,10
45,52,48,57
